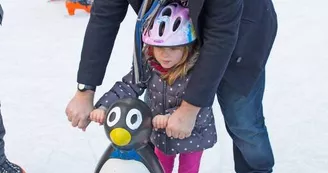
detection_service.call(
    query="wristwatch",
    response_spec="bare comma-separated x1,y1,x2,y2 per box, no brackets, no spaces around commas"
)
77,83,96,92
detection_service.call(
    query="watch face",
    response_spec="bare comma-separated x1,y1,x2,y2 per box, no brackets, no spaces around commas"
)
78,84,85,90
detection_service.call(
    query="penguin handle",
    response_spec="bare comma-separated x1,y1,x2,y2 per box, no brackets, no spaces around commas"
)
94,144,115,173
137,144,165,173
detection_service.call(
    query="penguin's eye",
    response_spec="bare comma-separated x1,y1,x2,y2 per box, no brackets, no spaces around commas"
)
126,109,142,130
107,107,121,127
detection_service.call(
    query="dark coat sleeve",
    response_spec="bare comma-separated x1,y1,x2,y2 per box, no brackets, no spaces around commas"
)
183,0,243,107
95,70,147,109
77,0,129,86
0,4,3,25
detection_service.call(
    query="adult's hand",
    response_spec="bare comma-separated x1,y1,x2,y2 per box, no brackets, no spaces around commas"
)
166,101,200,139
65,90,94,131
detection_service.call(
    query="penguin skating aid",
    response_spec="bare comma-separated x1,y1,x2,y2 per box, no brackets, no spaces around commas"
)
95,98,164,173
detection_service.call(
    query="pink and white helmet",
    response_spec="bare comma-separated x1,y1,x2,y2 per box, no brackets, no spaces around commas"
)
142,2,197,47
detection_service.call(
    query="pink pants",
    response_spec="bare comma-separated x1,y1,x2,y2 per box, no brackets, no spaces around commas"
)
155,147,203,173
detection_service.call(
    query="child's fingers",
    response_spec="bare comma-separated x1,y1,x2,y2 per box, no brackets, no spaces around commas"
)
95,113,99,123
97,114,102,124
163,118,168,128
152,117,156,126
161,116,168,128
159,118,164,128
89,113,96,122
93,113,97,122
159,120,164,129
99,115,103,124
155,119,160,129
163,117,168,127
152,117,159,128
153,115,169,129
157,120,162,129
100,115,105,124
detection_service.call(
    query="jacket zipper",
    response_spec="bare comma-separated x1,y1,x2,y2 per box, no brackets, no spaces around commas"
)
162,80,167,153
163,81,166,114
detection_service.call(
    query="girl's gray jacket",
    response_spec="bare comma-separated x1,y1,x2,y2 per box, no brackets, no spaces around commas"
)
95,57,217,155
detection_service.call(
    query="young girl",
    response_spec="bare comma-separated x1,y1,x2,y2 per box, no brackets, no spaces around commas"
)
90,2,217,173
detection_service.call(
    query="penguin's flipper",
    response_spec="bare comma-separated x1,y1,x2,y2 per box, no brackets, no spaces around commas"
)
137,145,164,173
95,144,115,173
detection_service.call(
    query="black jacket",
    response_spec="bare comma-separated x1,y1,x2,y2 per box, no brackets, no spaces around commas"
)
77,0,277,107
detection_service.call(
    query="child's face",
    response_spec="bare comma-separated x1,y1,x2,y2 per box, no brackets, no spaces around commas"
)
153,46,185,69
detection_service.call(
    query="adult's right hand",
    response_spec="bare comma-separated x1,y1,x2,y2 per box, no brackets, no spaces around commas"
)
65,90,95,131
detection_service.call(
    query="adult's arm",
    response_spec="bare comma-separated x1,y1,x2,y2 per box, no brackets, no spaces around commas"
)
183,0,243,107
77,0,129,86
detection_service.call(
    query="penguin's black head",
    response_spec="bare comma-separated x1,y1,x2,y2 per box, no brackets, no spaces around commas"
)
104,97,152,150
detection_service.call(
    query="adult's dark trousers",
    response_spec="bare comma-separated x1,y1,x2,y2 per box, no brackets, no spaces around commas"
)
217,71,274,173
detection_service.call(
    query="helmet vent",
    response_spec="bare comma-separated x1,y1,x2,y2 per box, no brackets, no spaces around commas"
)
173,17,181,32
162,8,172,17
159,22,165,36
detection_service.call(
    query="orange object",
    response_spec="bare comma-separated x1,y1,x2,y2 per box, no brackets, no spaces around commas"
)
65,1,92,15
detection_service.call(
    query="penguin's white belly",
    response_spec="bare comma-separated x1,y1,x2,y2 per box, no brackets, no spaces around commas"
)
99,159,150,173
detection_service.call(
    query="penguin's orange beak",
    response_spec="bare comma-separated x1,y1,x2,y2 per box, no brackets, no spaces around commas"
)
109,128,131,146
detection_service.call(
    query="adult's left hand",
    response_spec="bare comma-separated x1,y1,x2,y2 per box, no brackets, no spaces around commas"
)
166,101,200,139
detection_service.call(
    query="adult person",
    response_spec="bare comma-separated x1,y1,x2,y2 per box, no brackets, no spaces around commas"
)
66,0,278,172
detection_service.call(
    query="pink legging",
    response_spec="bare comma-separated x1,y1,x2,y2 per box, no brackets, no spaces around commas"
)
155,147,203,173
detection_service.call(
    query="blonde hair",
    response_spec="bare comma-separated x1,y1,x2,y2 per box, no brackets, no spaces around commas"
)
144,44,197,85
